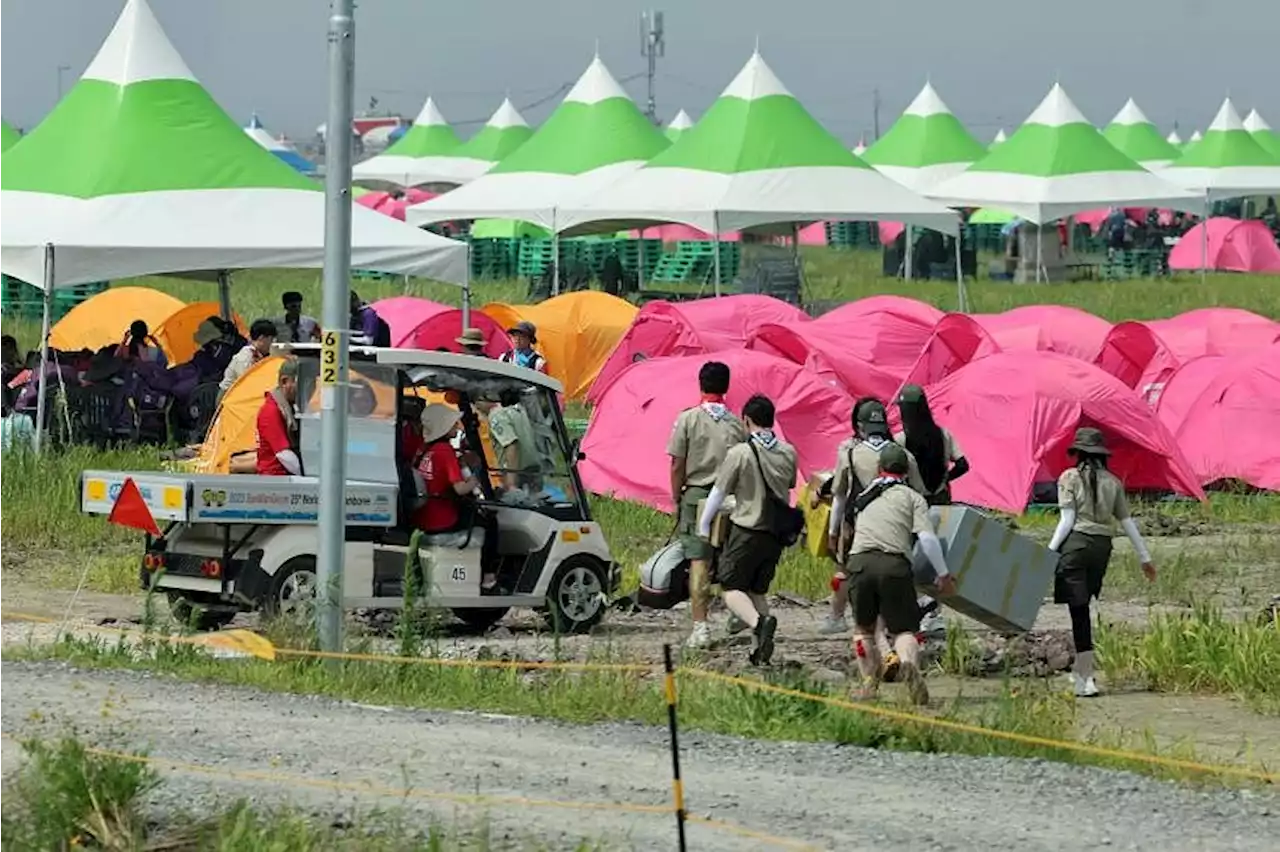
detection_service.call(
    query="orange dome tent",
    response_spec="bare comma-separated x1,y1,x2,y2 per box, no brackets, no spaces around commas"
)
194,356,284,473
481,291,637,400
154,302,246,365
49,286,184,354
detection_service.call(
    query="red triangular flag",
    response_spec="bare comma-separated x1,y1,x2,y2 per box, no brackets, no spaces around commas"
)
108,477,161,537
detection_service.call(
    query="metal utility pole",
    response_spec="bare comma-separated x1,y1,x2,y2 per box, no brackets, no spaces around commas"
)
317,0,356,655
873,88,882,140
640,10,665,124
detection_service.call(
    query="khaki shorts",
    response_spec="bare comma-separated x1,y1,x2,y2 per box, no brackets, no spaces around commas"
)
677,486,713,562
847,550,920,635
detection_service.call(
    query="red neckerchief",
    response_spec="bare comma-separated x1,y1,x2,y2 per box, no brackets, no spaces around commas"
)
700,393,725,404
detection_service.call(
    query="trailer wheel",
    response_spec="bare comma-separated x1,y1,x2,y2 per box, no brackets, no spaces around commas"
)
543,556,607,634
263,557,318,620
166,593,236,632
452,607,510,633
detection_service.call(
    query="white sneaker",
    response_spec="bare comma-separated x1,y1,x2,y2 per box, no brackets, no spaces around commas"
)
817,615,848,635
1074,675,1100,698
686,622,713,649
918,611,946,638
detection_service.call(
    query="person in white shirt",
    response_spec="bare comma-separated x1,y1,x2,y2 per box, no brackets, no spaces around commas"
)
219,319,277,397
276,291,320,344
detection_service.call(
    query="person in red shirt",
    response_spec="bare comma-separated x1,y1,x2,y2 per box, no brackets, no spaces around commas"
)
256,358,301,476
412,404,478,532
399,396,427,467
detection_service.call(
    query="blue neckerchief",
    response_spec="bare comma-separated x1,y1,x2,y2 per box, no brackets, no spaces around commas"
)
750,429,778,450
515,349,539,368
700,402,728,421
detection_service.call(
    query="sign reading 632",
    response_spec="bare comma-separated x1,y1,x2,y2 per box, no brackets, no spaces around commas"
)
321,330,339,386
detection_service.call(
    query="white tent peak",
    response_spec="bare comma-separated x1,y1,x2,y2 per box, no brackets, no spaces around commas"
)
1023,83,1091,128
244,114,278,150
564,55,630,105
720,52,792,101
412,97,449,127
852,138,867,156
1207,98,1246,133
1189,129,1203,142
82,0,195,86
487,98,528,129
1166,129,1182,145
993,128,1007,144
904,81,952,118
1110,98,1153,127
667,109,694,131
1244,109,1273,133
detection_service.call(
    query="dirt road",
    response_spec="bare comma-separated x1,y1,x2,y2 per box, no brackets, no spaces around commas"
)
1,662,1274,851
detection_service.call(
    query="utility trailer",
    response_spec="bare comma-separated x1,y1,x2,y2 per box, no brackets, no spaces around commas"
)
80,348,620,632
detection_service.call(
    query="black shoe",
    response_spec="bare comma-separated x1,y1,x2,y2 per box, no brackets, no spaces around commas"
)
749,615,778,666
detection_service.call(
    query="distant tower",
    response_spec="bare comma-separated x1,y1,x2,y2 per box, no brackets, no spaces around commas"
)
640,10,666,125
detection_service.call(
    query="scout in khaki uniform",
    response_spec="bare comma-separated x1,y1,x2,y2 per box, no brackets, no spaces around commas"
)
822,399,926,637
667,361,746,649
1047,427,1157,697
698,395,797,666
486,389,541,493
845,443,954,704
893,384,970,507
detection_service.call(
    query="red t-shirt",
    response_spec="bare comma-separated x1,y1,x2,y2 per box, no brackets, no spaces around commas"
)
400,422,426,466
413,441,463,532
256,393,293,476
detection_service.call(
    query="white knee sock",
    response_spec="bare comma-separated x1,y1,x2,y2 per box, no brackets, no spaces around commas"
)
1074,649,1095,680
723,591,760,629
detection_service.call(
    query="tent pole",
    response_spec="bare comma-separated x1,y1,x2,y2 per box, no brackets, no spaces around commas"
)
713,213,722,298
1201,194,1209,284
216,270,232,321
954,230,967,313
637,226,646,290
552,212,561,298
1035,225,1043,284
33,244,55,454
792,221,806,303
904,224,914,281
461,246,472,331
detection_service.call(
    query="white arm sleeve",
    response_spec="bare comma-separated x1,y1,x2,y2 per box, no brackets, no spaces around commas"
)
829,494,846,535
697,486,726,538
1120,517,1152,563
276,450,302,476
1048,508,1076,552
918,531,949,578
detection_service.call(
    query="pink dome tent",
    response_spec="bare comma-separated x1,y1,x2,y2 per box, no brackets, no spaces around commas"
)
901,312,1003,388
629,224,742,242
1155,345,1280,490
747,296,943,400
973,305,1111,361
581,350,853,512
1097,309,1280,404
1168,218,1280,274
372,296,510,356
923,351,1204,512
588,295,809,403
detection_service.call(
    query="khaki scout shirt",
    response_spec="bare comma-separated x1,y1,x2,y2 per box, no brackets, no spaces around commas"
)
667,405,746,489
1057,466,1131,536
831,437,926,499
849,484,933,558
713,437,798,531
488,404,540,473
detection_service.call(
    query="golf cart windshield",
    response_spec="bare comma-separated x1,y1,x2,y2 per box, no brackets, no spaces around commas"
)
402,360,589,521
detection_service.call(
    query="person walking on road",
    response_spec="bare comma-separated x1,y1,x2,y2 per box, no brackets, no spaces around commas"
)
846,443,954,704
1047,427,1157,698
698,395,797,666
668,361,746,649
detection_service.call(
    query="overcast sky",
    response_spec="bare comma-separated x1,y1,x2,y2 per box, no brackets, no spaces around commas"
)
3,0,1278,144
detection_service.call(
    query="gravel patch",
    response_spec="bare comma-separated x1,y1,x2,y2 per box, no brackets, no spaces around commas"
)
2,661,1274,851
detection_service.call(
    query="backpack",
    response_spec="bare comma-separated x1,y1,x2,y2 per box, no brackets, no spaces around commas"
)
637,540,690,609
841,441,900,528
749,443,804,547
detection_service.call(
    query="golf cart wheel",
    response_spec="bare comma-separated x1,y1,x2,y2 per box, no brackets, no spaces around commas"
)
263,557,318,621
165,592,236,632
543,556,608,634
452,607,510,633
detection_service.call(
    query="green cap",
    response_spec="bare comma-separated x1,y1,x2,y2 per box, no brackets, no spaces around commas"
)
897,384,926,405
879,443,910,475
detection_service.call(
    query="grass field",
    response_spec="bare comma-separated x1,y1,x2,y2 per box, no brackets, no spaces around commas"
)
3,249,1278,781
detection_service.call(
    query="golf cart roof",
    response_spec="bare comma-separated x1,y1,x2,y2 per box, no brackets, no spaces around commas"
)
277,344,564,394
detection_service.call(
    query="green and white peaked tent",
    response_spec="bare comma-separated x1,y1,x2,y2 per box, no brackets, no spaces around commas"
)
665,109,694,141
1243,109,1280,159
852,137,868,156
862,82,987,192
1,120,21,153
927,83,1197,223
990,129,1007,149
1102,98,1181,168
454,98,533,162
0,0,467,290
409,55,669,230
1188,130,1203,145
558,52,957,236
351,96,473,187
1166,129,1182,147
1162,98,1280,200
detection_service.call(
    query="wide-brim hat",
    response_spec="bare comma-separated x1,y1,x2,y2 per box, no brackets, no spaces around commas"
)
193,318,223,348
455,327,486,348
508,320,537,343
1068,426,1111,456
420,403,461,444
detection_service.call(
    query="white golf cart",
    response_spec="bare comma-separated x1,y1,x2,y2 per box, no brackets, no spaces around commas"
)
80,347,619,633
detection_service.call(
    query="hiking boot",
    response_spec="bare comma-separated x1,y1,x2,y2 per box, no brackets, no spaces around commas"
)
880,651,901,683
1074,675,1100,698
817,615,848,635
726,613,749,636
748,615,778,666
685,622,712,650
901,663,929,706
